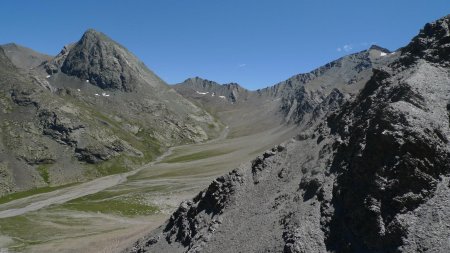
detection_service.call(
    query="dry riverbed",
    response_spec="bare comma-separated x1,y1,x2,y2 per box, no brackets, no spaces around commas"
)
0,125,295,252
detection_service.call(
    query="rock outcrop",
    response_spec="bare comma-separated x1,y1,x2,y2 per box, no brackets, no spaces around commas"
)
43,44,73,75
60,29,142,91
128,14,450,253
400,15,450,66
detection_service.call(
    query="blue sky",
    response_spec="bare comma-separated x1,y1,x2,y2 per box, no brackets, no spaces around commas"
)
0,1,448,90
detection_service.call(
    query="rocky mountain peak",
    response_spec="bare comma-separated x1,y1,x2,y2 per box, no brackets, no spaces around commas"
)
81,28,105,38
77,29,119,48
60,29,143,91
367,44,392,60
176,77,249,103
369,44,391,53
401,14,450,66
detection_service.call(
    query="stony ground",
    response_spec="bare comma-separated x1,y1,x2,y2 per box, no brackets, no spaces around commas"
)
127,14,450,253
1,11,449,253
0,123,295,252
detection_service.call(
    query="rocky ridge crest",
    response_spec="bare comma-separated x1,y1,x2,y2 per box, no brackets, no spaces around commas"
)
127,14,450,253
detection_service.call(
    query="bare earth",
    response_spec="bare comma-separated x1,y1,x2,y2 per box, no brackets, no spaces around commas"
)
0,124,295,252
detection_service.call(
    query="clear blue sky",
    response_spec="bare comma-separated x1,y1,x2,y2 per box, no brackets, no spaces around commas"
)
0,0,448,90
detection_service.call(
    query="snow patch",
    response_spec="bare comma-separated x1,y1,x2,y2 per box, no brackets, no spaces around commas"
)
380,52,387,56
219,96,226,99
86,80,90,83
95,93,99,96
102,92,110,97
46,75,51,78
77,89,81,92
196,91,209,95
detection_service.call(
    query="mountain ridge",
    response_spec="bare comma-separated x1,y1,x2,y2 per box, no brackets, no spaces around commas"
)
0,29,221,195
176,45,398,127
175,76,249,103
127,14,450,253
0,43,52,70
1,14,448,252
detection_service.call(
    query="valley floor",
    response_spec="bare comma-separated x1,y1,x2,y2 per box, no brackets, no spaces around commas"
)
0,124,296,253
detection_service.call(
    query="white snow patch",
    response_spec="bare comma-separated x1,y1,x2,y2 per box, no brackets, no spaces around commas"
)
102,92,110,97
196,91,209,95
46,75,51,78
211,92,215,97
380,52,387,56
390,52,396,55
86,80,90,83
77,89,81,92
219,96,226,99
95,93,99,96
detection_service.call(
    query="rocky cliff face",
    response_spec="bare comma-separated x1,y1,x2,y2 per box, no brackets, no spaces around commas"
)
128,14,450,253
400,15,450,66
43,44,73,75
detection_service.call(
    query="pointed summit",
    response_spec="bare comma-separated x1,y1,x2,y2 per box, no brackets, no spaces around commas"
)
60,29,147,91
82,28,102,36
367,44,392,59
368,45,391,53
79,29,116,45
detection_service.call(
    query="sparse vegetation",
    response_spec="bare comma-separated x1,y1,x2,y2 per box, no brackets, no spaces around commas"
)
64,199,159,216
0,216,47,249
36,164,50,184
86,155,130,177
0,183,78,205
63,191,159,216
